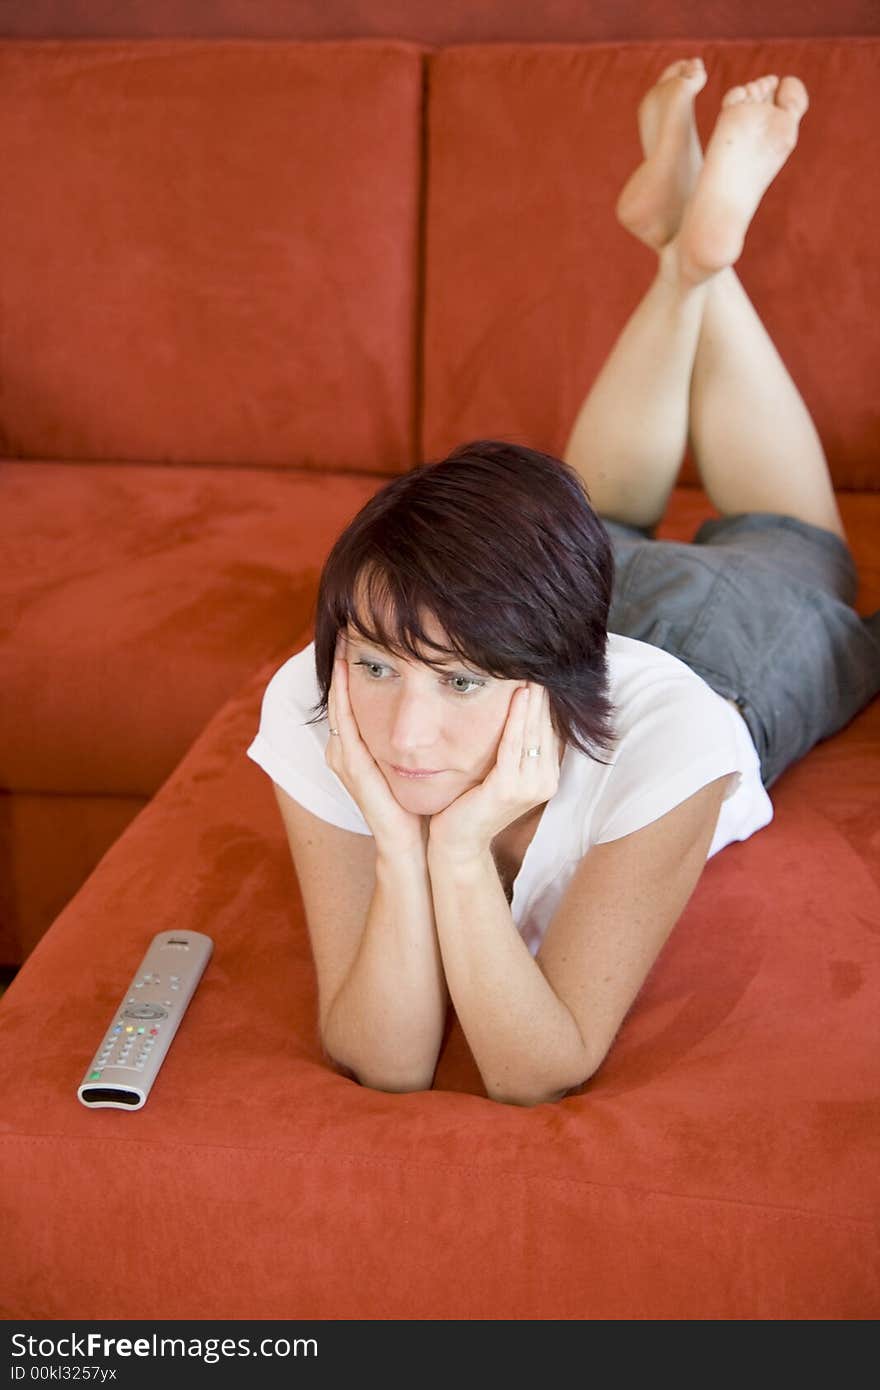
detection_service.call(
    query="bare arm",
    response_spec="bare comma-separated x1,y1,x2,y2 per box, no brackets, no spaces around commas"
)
427,774,734,1106
271,784,448,1096
427,842,587,1106
322,845,450,1093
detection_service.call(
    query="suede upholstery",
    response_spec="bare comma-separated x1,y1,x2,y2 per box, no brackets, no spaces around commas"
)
1,36,878,1320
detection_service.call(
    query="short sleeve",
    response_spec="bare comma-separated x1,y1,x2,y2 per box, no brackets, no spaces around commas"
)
592,674,744,845
245,652,371,836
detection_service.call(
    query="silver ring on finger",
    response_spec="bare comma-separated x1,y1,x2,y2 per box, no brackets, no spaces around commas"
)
524,745,541,758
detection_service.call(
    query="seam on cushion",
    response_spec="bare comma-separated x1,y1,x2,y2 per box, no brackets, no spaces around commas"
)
1,1134,875,1229
435,37,880,61
413,51,429,461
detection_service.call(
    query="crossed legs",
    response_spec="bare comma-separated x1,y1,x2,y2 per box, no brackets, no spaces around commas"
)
563,60,847,545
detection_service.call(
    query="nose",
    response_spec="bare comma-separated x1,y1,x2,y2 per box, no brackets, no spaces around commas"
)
388,687,444,763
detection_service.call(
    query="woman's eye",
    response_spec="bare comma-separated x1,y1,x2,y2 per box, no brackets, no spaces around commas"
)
353,660,485,696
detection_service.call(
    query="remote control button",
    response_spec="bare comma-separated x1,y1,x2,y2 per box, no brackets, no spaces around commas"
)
122,1004,168,1021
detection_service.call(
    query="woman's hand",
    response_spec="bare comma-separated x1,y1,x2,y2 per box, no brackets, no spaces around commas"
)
325,637,429,854
427,682,562,862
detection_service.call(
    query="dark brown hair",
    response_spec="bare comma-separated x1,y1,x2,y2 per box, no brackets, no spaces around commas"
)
303,439,618,767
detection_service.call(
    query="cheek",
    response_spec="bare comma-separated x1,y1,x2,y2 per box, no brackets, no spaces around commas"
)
470,703,511,763
346,675,374,728
347,679,393,750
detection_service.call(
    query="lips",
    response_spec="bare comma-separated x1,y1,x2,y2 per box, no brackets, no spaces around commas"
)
390,764,443,778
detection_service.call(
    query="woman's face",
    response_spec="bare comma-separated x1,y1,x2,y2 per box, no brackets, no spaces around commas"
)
339,610,532,812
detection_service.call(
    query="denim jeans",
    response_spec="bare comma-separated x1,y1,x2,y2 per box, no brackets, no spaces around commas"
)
601,510,880,790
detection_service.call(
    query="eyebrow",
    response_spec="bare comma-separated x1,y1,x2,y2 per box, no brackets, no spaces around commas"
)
352,639,477,670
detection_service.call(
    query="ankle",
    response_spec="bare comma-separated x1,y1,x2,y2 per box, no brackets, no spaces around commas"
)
657,235,720,294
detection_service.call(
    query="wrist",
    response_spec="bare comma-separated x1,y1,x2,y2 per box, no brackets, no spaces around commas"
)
376,836,429,872
426,830,491,868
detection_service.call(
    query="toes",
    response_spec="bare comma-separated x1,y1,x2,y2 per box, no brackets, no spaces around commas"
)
722,84,748,108
684,58,708,89
776,75,809,117
747,75,779,101
658,57,706,86
722,74,782,107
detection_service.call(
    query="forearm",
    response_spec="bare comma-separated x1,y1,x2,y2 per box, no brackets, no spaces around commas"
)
322,847,449,1093
426,844,588,1106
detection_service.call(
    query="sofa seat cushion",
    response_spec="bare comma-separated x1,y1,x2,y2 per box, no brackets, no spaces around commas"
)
0,38,424,473
0,600,877,1320
422,38,880,493
0,459,389,795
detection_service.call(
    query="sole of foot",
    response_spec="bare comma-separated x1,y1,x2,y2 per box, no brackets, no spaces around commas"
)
674,74,809,284
616,57,707,250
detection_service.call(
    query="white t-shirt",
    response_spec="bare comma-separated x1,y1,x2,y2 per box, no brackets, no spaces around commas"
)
246,634,773,958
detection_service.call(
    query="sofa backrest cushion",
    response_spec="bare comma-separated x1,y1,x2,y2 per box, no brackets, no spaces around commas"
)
0,38,425,473
421,39,880,492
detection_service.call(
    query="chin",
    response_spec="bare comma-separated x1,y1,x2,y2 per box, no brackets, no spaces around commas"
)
388,772,463,812
392,779,452,805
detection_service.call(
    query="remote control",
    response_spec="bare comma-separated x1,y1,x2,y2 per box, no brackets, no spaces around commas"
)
77,930,213,1110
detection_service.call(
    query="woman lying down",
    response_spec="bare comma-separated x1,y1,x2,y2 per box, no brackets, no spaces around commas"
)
247,61,880,1105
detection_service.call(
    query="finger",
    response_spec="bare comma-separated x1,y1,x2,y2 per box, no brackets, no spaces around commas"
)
327,653,336,723
526,684,555,769
524,682,542,745
500,683,531,770
328,651,348,741
540,685,556,749
330,656,347,732
329,632,346,706
332,653,362,747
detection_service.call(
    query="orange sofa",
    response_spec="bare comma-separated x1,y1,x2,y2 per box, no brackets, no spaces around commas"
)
1,36,878,1320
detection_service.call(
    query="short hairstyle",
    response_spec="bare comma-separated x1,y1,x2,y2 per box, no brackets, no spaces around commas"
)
304,438,618,767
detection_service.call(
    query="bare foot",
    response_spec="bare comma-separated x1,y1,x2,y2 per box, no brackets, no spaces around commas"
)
616,58,707,250
675,75,809,284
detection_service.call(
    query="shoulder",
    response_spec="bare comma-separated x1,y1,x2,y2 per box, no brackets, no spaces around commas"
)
259,641,319,720
604,632,741,753
587,635,745,845
606,632,727,715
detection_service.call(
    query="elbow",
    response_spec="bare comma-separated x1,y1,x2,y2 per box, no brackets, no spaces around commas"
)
487,1057,599,1108
339,1065,434,1095
488,1083,577,1108
323,1046,435,1095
